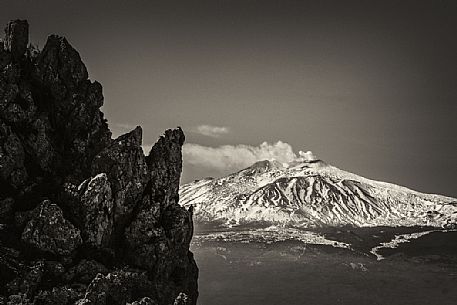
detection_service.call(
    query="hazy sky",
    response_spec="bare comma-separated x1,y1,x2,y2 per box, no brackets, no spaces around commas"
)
2,0,456,197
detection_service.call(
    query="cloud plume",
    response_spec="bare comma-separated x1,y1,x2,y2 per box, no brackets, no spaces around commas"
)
298,150,317,162
183,141,302,173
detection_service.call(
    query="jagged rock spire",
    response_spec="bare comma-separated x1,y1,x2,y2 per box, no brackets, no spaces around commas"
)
0,20,198,305
3,19,28,60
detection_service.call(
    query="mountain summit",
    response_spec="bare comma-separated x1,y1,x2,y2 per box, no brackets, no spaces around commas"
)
180,158,457,228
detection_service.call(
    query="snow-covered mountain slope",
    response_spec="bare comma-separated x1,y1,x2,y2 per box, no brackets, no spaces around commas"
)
179,159,457,228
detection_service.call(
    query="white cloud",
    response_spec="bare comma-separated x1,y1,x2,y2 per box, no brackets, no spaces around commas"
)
298,150,317,161
183,141,301,172
193,125,230,138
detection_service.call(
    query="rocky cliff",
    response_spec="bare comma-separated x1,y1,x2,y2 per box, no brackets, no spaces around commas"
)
0,20,198,305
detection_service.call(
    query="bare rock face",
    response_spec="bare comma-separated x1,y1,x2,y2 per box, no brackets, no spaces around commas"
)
0,123,27,189
146,128,185,211
33,287,80,305
124,128,197,304
75,271,154,305
21,201,82,256
4,20,28,60
34,34,88,100
91,127,148,233
64,259,109,284
0,20,198,305
129,297,158,305
78,174,114,248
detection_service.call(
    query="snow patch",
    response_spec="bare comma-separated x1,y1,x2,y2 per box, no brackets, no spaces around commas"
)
370,229,457,260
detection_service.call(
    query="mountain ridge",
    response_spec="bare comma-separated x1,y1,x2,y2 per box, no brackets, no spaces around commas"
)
179,158,456,228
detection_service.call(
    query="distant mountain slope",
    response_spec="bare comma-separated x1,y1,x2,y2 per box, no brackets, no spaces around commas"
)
179,159,457,228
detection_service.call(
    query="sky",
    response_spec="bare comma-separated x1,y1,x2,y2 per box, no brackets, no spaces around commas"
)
1,0,456,197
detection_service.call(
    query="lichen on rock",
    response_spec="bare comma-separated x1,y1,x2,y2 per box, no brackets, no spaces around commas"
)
21,201,82,256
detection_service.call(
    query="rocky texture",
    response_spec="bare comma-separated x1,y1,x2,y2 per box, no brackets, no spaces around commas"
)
21,201,82,256
75,271,155,305
78,174,114,248
91,127,148,236
124,130,197,301
4,20,28,60
0,20,197,305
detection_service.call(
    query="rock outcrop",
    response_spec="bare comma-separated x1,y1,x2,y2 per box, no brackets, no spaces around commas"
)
21,200,83,256
0,20,198,305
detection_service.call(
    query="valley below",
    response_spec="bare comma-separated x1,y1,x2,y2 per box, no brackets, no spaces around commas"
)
180,157,457,304
191,225,457,305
